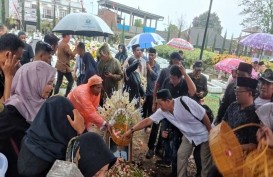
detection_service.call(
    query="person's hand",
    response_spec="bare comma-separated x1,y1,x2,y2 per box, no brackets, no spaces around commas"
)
257,126,273,148
196,92,204,97
1,52,20,77
242,143,257,151
146,63,151,71
178,64,186,75
67,109,85,135
122,129,133,140
104,72,113,78
73,72,77,81
152,102,157,112
161,131,169,138
138,62,142,72
105,122,111,132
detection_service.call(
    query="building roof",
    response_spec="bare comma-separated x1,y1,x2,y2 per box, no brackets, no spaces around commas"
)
242,26,262,34
97,0,164,20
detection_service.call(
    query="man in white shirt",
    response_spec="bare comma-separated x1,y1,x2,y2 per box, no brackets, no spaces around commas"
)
254,69,273,109
123,89,212,177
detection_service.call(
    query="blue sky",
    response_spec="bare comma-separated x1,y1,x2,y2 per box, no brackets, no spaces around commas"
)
83,0,244,39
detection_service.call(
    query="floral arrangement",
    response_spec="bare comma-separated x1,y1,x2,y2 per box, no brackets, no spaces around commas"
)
107,159,150,177
139,74,147,93
98,89,142,146
211,54,252,65
98,89,142,126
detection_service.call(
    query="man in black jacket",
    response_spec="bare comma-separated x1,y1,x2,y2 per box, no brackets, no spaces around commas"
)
215,62,253,125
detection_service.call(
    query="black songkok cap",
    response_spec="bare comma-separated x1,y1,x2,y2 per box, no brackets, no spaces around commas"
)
237,62,253,76
156,89,172,100
237,77,258,90
132,44,140,51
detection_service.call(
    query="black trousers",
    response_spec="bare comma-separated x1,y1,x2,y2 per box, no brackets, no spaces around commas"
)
76,74,85,86
54,71,74,97
18,143,52,177
147,122,163,151
194,143,202,176
142,95,153,118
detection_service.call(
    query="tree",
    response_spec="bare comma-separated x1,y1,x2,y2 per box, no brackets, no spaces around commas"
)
177,14,185,38
205,32,209,49
228,33,233,54
239,0,273,34
221,30,227,54
36,0,41,31
212,34,217,52
196,33,200,48
120,18,125,44
187,25,191,41
5,17,17,29
41,20,53,34
21,0,25,30
53,0,56,27
134,19,143,27
68,0,71,13
1,0,5,24
236,33,242,56
192,11,223,34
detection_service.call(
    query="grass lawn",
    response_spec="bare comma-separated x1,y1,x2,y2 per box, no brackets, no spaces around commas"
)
204,93,221,119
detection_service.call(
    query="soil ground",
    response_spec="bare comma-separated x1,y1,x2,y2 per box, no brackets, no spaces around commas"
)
132,129,197,177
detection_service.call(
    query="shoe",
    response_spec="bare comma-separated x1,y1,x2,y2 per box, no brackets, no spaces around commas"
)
155,160,171,168
145,149,154,159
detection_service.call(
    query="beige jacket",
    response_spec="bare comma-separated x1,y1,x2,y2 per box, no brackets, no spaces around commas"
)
55,41,76,73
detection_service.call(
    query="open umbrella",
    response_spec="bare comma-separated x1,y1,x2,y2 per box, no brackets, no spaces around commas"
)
52,13,114,37
214,58,243,74
240,33,273,51
167,38,194,51
214,58,258,78
127,33,165,50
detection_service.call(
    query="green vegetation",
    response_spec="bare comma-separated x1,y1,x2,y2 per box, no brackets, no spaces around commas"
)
154,45,217,71
204,93,221,119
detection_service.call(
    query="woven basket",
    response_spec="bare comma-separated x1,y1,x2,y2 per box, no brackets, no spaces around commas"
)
243,138,273,177
209,121,244,177
109,123,131,146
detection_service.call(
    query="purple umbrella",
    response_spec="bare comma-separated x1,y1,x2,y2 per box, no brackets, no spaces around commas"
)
240,33,273,51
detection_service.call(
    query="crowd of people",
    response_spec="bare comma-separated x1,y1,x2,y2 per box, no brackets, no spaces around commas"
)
1,22,273,177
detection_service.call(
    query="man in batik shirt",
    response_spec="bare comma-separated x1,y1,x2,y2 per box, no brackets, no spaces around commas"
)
223,77,260,151
215,62,253,125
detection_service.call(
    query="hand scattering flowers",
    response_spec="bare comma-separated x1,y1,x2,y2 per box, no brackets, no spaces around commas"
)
98,89,142,126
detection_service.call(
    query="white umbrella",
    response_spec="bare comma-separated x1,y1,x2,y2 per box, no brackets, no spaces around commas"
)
53,13,114,37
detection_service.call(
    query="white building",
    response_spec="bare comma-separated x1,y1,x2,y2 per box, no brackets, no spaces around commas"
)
9,0,83,32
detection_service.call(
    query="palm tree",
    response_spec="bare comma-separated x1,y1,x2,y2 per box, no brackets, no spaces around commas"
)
53,0,56,27
36,0,41,31
1,0,5,24
21,0,25,30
